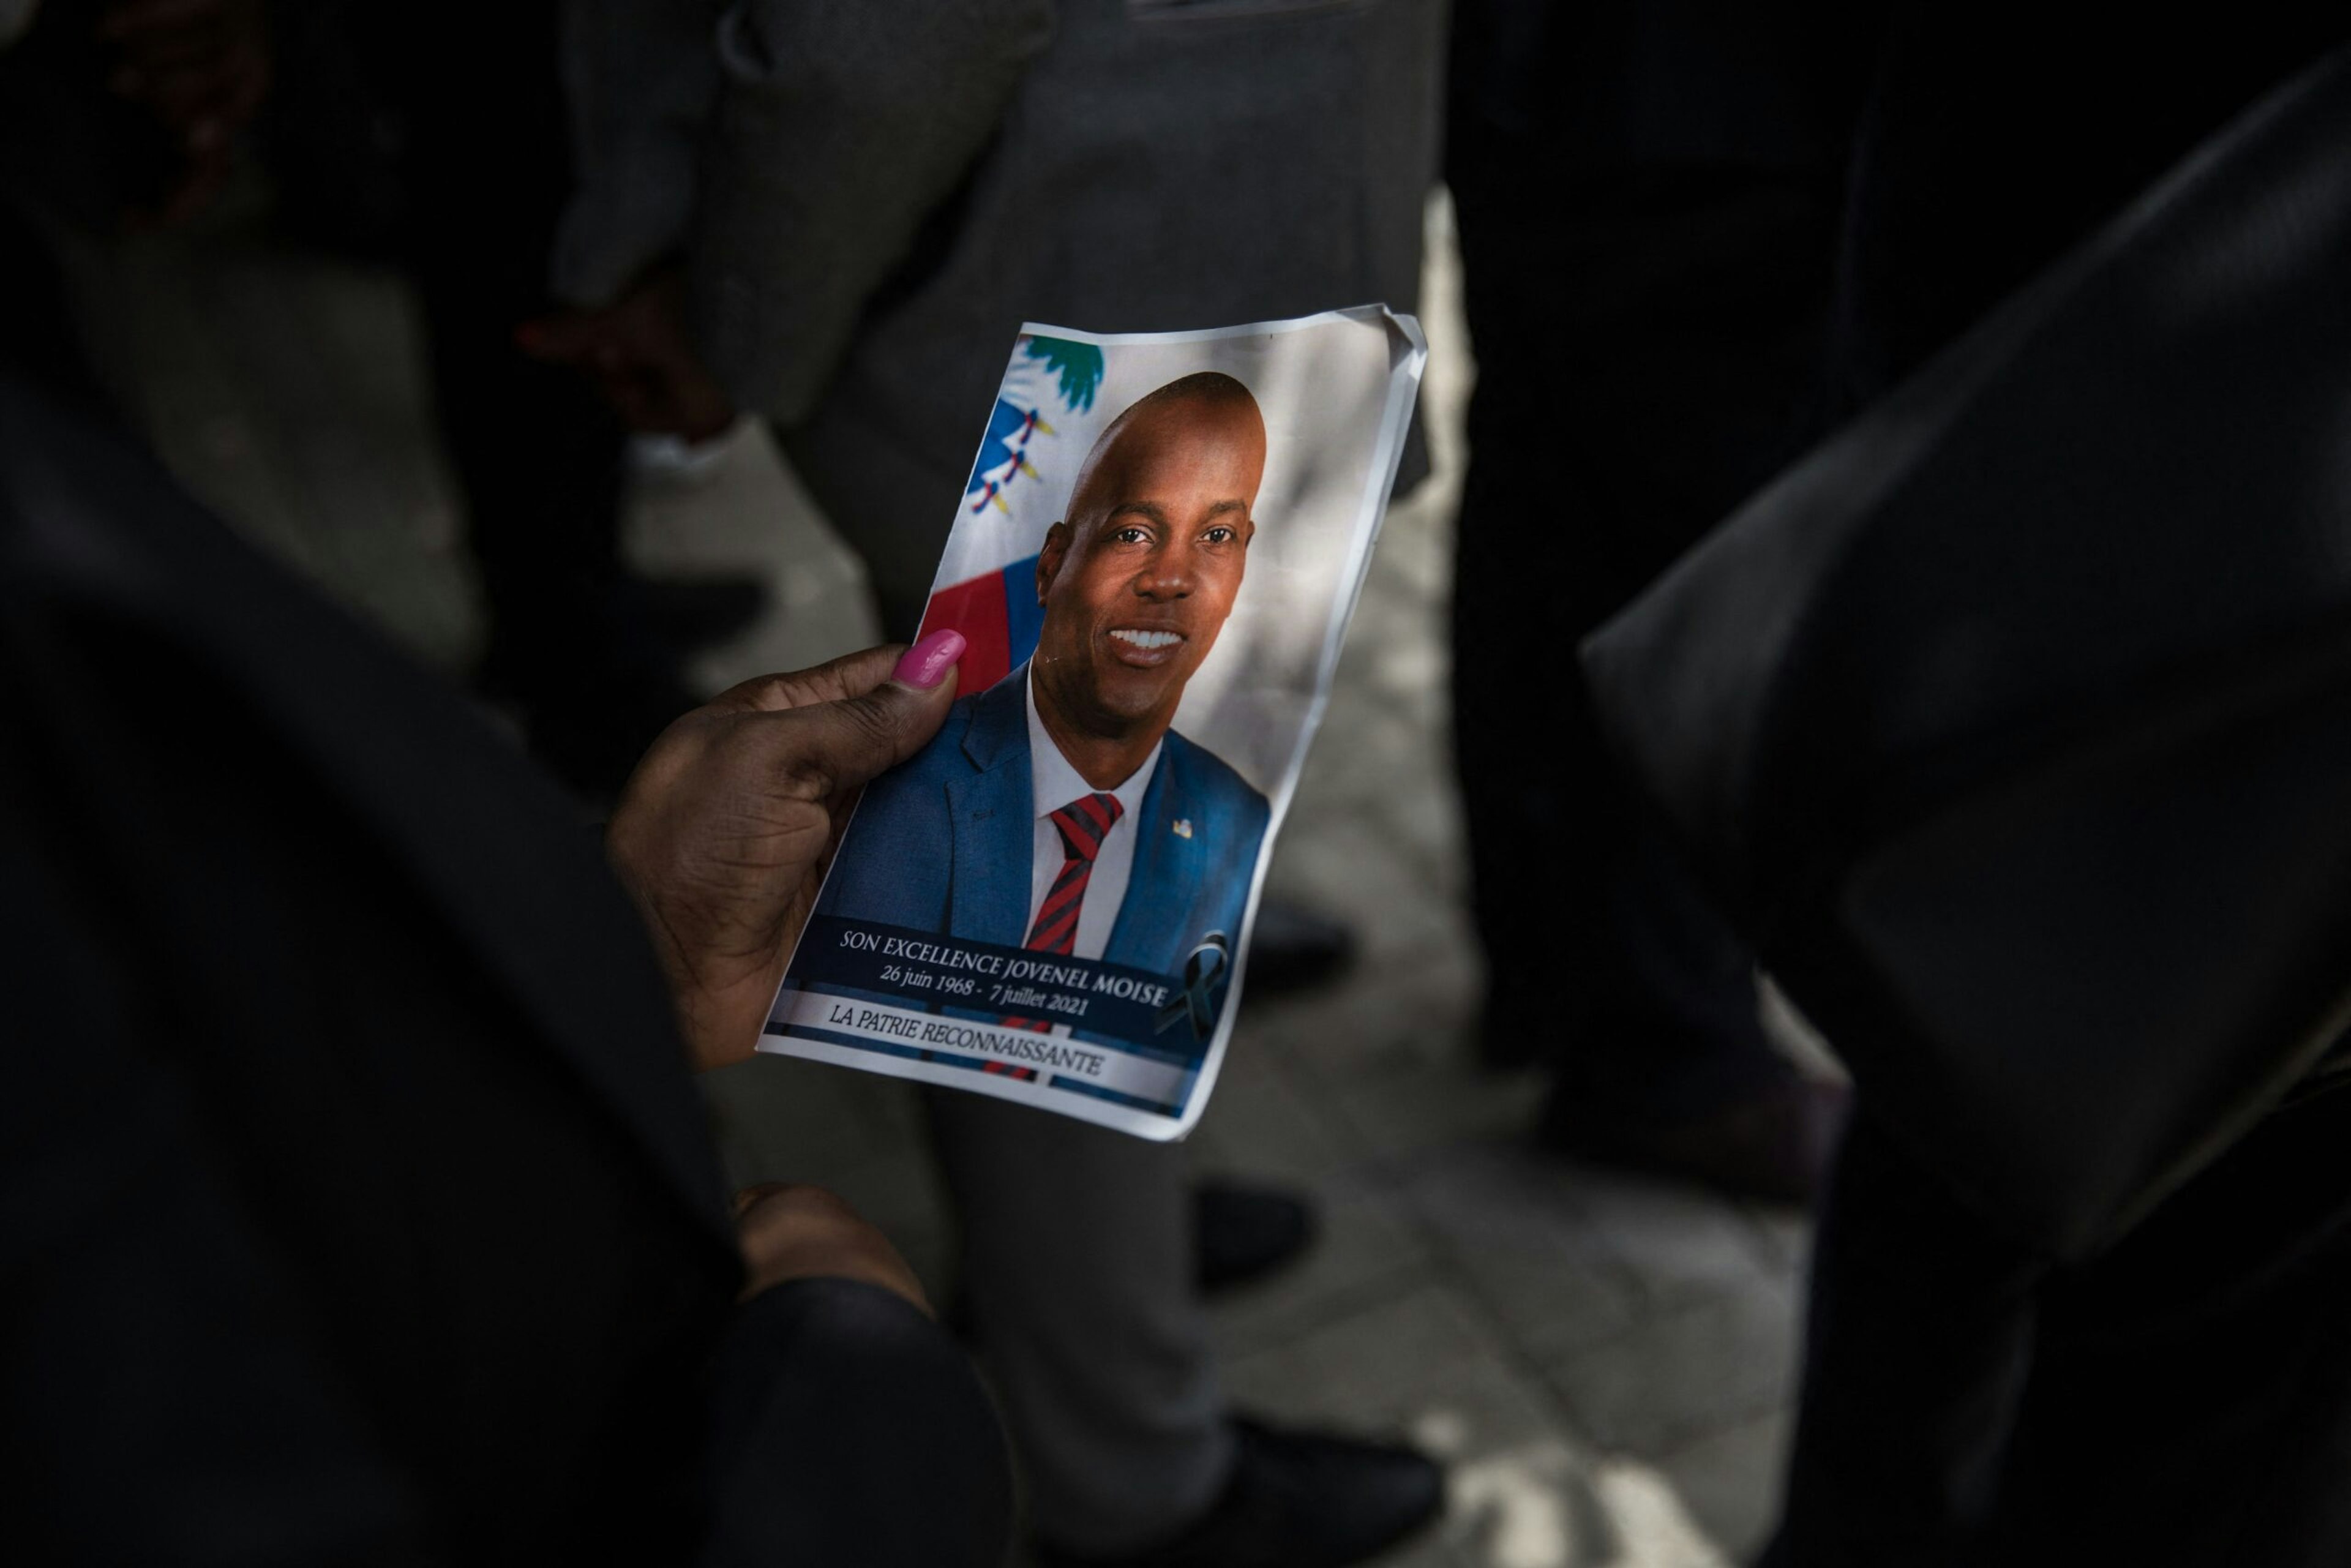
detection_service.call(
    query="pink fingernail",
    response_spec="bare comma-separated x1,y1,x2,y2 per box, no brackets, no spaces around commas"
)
893,629,966,689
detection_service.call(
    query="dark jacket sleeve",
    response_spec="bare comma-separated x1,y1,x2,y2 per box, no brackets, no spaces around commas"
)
696,1278,1011,1568
686,0,1056,423
0,748,441,1567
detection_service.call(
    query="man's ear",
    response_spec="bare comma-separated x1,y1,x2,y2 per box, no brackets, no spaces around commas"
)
1036,521,1072,606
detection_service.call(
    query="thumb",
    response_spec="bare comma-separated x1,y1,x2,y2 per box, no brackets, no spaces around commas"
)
772,630,966,799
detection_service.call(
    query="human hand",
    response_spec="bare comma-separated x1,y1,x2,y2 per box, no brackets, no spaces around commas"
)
606,632,967,1071
516,264,737,441
99,0,271,225
732,1182,931,1313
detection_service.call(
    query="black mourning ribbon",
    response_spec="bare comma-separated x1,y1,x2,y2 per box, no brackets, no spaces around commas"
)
1153,932,1231,1041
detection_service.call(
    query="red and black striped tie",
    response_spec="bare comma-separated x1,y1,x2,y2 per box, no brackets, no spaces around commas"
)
1025,792,1125,954
991,792,1124,1070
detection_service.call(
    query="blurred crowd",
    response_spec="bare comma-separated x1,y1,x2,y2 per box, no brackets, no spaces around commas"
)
6,3,2351,1566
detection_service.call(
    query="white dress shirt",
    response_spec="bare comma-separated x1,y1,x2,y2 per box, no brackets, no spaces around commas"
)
1025,670,1161,960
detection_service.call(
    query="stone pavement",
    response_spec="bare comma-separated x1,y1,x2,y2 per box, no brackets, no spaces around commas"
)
59,191,1819,1568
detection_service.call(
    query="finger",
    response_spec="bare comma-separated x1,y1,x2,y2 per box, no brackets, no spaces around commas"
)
730,1181,795,1218
514,313,609,366
705,643,906,716
767,639,967,800
707,628,970,716
733,1186,930,1313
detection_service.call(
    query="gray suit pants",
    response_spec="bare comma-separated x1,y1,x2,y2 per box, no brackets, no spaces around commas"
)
926,1089,1234,1554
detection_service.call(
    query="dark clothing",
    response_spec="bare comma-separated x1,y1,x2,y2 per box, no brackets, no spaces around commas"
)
1763,25,2351,1566
0,370,1008,1566
555,0,1445,636
1444,1,1878,1109
386,0,637,668
699,1280,1013,1568
260,0,692,798
1826,9,2351,419
1583,23,2351,1259
1768,1088,2351,1567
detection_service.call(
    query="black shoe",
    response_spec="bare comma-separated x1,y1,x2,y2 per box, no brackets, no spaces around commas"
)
1540,1075,1850,1207
1034,1417,1444,1568
1193,1180,1318,1295
1245,898,1356,997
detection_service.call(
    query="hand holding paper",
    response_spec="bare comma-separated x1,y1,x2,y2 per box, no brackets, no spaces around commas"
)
606,635,967,1071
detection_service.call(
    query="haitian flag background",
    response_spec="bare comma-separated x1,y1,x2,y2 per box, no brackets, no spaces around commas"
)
915,332,1116,690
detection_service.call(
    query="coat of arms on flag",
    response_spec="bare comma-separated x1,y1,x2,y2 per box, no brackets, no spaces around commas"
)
918,334,1110,690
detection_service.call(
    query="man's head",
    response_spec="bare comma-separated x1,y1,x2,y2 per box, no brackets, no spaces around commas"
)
1030,372,1267,747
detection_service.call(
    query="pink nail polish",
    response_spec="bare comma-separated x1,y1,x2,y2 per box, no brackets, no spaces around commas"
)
893,628,967,689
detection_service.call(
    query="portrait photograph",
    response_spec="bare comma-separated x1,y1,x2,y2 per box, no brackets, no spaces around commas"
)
764,306,1426,1137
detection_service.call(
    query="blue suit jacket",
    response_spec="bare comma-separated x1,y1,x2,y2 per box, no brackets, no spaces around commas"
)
816,667,1270,999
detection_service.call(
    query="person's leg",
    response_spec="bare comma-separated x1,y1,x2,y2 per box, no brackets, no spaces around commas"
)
923,1090,1232,1554
1445,5,1878,1198
372,0,696,799
1979,1081,2351,1567
1453,454,1785,1119
1446,147,1839,1108
1762,1104,2046,1567
927,1092,1441,1568
1769,1082,2351,1567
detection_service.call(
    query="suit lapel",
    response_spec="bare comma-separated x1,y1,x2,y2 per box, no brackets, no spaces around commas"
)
948,670,1035,947
1106,733,1207,976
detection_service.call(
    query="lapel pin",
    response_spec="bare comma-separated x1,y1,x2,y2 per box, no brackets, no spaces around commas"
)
1172,819,1194,839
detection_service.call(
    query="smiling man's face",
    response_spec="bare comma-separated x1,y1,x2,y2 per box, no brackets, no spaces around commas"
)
1030,387,1266,746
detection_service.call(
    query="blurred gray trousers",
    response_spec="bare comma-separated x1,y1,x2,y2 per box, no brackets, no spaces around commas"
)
555,0,1441,1550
